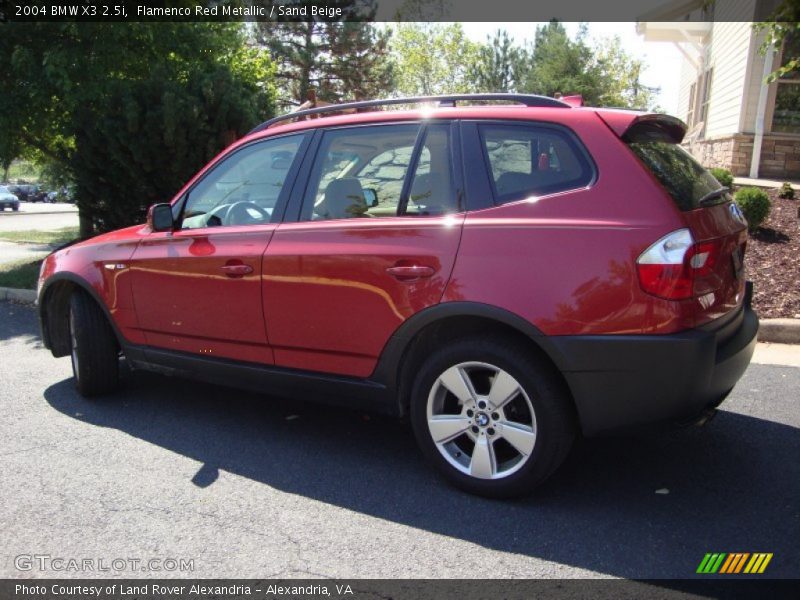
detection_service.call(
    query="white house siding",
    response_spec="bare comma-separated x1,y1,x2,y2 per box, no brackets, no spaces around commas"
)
704,21,754,138
741,27,771,133
648,0,798,177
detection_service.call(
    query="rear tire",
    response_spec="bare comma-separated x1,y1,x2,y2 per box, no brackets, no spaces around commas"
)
409,337,575,498
69,290,119,397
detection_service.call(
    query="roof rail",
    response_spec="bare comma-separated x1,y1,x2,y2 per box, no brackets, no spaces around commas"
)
248,93,570,134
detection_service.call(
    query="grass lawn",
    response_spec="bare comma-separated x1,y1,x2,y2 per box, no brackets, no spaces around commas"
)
0,227,79,245
0,258,43,290
0,227,80,290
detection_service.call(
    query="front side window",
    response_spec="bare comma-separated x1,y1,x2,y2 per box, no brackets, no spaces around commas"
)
180,133,304,229
478,123,594,204
300,123,457,221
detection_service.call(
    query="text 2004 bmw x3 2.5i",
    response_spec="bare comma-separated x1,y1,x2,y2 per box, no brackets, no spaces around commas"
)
38,94,758,498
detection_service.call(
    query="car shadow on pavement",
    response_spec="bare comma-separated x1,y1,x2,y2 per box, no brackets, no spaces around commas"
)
44,367,799,580
0,303,44,347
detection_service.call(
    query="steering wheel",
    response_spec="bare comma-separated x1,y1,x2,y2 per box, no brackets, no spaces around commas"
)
224,201,270,226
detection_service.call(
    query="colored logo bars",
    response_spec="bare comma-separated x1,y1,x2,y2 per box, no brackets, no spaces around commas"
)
697,553,773,574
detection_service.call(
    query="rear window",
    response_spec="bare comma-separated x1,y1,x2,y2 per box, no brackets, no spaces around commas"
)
627,141,728,211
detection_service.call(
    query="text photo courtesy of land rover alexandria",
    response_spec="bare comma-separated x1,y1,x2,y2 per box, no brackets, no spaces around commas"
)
37,94,758,498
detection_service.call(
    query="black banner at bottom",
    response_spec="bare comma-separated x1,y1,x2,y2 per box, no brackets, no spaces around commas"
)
2,579,798,600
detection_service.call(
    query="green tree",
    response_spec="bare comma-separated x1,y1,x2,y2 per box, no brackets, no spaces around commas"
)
391,23,481,96
514,22,658,110
470,29,526,93
257,20,326,106
517,22,604,104
256,1,393,106
594,36,659,109
0,23,276,236
323,21,395,101
755,0,799,81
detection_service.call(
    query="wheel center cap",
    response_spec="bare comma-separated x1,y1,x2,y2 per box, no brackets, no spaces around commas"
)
476,412,490,427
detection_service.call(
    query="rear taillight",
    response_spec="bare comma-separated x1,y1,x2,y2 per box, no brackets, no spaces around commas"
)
636,229,721,300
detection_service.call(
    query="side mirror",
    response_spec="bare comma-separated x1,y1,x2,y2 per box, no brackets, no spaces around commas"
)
147,203,174,232
363,188,378,207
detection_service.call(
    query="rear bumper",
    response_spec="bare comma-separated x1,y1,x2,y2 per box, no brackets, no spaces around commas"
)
552,285,759,436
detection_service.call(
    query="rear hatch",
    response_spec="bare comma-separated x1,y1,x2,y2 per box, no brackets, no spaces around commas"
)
603,112,748,326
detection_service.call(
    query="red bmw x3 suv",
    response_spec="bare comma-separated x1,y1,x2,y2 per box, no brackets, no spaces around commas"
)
38,94,758,497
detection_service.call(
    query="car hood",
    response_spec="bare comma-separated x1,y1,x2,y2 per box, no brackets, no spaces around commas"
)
0,193,18,201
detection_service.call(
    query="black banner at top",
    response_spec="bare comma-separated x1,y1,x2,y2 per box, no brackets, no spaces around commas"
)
0,0,789,23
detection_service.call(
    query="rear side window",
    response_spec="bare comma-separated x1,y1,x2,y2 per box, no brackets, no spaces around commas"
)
478,123,594,204
627,141,726,211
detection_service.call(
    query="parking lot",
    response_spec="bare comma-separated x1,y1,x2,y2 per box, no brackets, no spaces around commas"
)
1,300,798,580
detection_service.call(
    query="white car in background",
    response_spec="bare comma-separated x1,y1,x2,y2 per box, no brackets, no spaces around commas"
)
0,186,20,211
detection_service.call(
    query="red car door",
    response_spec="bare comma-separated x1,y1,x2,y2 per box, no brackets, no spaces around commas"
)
130,132,308,364
263,122,465,378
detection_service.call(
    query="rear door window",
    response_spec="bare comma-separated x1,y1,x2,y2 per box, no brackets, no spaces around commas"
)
299,123,458,221
478,123,594,204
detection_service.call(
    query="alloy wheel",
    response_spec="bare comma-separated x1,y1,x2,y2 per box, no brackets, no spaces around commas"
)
426,361,537,480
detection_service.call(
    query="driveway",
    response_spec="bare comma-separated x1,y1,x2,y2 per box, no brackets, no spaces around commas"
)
0,203,78,232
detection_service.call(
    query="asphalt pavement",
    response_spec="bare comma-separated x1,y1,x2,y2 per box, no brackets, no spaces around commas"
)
1,301,798,580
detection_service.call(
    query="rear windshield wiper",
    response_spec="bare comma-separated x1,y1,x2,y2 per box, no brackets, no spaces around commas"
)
697,187,728,206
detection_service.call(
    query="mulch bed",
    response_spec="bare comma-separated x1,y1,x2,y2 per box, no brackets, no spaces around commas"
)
743,188,800,319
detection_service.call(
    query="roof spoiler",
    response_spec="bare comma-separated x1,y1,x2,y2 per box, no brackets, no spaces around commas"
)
597,112,687,144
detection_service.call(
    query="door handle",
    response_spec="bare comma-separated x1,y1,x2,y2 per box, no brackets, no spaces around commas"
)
386,264,436,281
221,263,253,277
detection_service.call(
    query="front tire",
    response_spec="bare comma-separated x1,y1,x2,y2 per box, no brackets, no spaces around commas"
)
410,337,575,498
69,291,119,396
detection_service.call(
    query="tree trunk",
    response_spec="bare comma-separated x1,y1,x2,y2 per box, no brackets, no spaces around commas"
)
79,210,94,239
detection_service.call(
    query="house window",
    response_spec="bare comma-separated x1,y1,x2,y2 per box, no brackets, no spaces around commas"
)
772,36,800,134
687,81,697,126
698,67,714,136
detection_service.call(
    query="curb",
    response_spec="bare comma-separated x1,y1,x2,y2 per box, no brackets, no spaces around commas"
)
1,287,798,343
732,178,800,191
0,287,37,304
758,319,800,345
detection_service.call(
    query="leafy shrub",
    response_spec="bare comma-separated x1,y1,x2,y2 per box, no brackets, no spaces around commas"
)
709,167,734,188
778,182,795,199
734,187,771,232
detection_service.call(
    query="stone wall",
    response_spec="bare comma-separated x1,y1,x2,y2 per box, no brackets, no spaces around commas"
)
684,135,753,176
685,134,800,179
759,136,800,179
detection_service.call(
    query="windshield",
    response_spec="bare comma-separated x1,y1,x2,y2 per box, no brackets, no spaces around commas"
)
0,186,10,194
627,141,728,211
